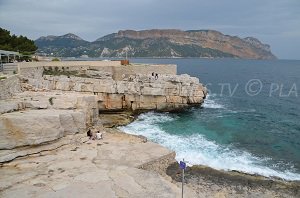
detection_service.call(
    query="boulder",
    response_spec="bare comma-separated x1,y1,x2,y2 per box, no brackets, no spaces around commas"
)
0,75,22,100
0,109,86,149
0,101,25,114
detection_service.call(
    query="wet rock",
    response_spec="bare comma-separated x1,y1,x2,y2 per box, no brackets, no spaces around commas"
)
166,162,300,197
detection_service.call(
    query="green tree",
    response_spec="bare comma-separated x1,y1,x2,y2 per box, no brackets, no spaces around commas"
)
0,27,38,54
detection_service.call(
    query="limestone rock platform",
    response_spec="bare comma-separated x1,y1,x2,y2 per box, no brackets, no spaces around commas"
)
0,130,197,198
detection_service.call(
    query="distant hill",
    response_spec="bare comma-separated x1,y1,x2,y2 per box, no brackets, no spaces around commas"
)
35,29,277,59
35,33,90,57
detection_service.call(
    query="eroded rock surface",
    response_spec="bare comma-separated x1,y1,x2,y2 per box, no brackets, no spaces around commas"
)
0,132,197,198
0,109,85,150
22,72,206,112
167,163,300,198
0,62,204,197
0,62,206,162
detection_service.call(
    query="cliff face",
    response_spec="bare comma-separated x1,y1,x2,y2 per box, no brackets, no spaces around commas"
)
0,61,206,162
35,29,276,59
115,29,276,59
21,67,206,112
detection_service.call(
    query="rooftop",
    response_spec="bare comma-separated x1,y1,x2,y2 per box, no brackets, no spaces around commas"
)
0,49,20,56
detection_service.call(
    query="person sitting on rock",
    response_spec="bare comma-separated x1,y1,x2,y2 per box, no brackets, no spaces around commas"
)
87,129,92,139
96,131,103,140
87,129,97,140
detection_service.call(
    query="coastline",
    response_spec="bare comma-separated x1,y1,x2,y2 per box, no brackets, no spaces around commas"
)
1,111,299,197
167,162,300,197
103,112,300,197
1,60,299,197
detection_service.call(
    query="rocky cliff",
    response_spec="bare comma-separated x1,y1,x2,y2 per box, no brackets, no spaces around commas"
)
0,61,206,162
35,29,276,59
116,29,276,59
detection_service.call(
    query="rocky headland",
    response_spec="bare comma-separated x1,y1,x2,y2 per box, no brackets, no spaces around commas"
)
0,60,204,197
1,60,299,197
0,60,206,161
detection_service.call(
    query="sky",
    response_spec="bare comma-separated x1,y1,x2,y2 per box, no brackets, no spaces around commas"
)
0,0,299,59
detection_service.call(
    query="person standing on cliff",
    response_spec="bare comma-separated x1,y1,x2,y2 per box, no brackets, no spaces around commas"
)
155,73,158,80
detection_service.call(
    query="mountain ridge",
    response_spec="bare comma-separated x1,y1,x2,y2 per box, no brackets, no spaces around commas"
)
35,29,277,59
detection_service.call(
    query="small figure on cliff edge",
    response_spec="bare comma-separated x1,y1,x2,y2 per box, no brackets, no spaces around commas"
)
96,131,103,140
155,73,158,80
87,129,92,139
87,128,103,140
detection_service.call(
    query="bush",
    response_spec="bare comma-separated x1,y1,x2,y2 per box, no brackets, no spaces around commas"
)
48,97,55,105
52,58,60,61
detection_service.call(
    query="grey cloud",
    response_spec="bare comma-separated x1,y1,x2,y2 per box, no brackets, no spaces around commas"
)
0,0,299,59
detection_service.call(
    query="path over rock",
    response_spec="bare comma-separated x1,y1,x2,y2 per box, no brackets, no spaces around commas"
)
0,131,197,198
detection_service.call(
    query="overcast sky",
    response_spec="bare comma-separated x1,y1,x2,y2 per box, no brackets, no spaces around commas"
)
0,0,299,59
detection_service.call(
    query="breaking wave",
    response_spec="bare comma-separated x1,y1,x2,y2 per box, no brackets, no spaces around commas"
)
119,112,300,181
202,94,225,109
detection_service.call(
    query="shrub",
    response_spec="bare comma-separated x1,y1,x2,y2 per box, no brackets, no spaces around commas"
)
52,58,60,61
49,97,55,105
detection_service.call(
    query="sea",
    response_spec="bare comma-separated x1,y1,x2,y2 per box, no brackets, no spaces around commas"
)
119,58,300,181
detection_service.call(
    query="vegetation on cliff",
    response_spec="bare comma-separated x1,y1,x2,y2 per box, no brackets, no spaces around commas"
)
0,27,37,54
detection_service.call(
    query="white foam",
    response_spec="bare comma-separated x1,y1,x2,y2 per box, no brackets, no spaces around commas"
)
203,100,224,109
119,112,300,181
203,94,225,109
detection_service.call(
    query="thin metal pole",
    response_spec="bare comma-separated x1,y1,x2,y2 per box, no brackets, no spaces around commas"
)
182,158,184,198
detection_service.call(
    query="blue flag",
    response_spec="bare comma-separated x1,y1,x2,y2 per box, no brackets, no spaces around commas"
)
179,161,186,170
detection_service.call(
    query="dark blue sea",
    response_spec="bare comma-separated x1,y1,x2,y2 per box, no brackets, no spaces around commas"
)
120,58,300,181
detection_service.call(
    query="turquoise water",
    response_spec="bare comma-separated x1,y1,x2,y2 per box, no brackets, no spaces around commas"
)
120,58,300,181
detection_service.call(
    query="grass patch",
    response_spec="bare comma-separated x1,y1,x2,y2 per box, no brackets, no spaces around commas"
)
48,97,55,105
87,68,99,71
43,67,90,78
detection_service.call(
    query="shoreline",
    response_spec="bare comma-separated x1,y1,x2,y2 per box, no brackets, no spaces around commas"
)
107,111,300,197
1,60,299,197
1,112,299,197
167,162,300,197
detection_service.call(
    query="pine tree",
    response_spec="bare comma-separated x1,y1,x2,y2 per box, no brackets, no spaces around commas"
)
0,27,37,54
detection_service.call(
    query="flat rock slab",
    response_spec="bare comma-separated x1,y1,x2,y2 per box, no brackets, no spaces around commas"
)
0,131,197,197
0,109,85,150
